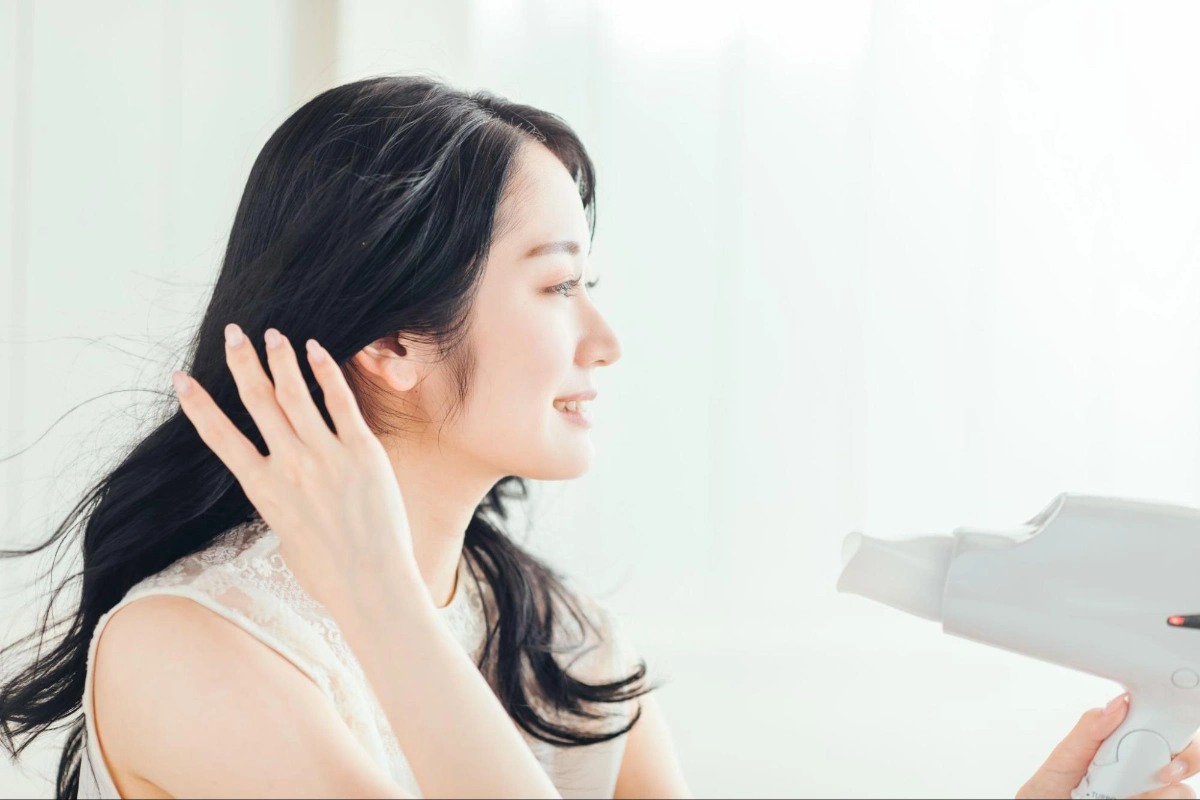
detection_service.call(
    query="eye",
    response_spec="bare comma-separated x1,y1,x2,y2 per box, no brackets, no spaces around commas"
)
552,276,600,297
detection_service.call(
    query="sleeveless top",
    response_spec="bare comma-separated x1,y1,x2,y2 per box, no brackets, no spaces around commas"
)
78,516,638,799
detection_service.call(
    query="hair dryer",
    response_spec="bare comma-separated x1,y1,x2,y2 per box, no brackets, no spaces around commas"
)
837,492,1200,799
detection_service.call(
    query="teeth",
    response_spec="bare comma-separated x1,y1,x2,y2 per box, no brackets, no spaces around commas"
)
554,400,591,413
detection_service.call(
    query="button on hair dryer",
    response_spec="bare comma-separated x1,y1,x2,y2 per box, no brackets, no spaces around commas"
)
837,493,1200,799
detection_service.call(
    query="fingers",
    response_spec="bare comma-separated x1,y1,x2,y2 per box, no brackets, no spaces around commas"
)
172,370,266,489
1158,737,1200,784
1016,697,1130,799
1042,697,1129,780
178,324,375,465
262,328,337,449
304,338,376,444
224,323,301,458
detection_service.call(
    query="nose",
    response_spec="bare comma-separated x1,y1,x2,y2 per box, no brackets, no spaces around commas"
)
579,303,622,368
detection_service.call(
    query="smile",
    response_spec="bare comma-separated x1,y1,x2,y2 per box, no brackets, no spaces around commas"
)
553,400,593,428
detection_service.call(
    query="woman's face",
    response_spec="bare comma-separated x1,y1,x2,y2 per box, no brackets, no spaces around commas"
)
391,141,622,481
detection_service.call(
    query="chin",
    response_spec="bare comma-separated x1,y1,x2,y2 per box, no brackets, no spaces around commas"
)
517,443,594,481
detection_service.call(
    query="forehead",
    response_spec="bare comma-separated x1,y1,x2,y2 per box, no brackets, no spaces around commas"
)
490,142,590,259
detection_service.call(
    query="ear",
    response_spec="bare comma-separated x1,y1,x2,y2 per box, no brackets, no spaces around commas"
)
352,334,424,393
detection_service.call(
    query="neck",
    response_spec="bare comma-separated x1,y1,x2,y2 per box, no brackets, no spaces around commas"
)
382,436,500,610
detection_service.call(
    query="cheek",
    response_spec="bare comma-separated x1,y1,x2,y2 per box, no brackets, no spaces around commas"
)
451,302,593,476
499,318,569,403
492,297,571,377
467,307,572,420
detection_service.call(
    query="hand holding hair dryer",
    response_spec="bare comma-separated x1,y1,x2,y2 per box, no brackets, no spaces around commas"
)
837,492,1200,799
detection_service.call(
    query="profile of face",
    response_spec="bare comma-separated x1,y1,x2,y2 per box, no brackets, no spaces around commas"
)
353,140,622,482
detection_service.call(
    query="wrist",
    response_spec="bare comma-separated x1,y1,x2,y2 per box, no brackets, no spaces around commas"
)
335,577,448,681
328,557,434,633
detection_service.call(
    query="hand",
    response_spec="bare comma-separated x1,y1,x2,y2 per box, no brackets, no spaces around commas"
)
1017,694,1200,799
172,323,418,619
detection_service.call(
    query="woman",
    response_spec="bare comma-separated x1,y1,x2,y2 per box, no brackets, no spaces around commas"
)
0,74,1197,799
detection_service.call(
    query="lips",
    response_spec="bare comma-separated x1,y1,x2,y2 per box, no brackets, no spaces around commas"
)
553,390,597,403
553,390,596,427
553,400,593,428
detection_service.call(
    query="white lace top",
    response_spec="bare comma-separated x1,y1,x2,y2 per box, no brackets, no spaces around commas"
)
78,516,637,799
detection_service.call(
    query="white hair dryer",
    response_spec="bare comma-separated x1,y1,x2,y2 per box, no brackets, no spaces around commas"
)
837,492,1200,799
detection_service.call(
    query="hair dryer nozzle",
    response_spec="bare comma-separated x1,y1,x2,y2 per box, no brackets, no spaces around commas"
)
836,531,953,622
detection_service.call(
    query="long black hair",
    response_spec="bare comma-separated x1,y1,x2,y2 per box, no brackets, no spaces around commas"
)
0,74,659,798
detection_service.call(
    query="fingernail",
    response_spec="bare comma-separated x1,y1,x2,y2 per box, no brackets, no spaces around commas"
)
306,339,326,363
171,372,192,397
265,329,283,350
1163,757,1188,780
1105,693,1128,714
225,323,244,348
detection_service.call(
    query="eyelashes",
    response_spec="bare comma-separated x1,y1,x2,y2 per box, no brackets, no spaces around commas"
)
552,276,600,297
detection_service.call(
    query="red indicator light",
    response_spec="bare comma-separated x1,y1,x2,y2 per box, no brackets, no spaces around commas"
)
1170,616,1186,626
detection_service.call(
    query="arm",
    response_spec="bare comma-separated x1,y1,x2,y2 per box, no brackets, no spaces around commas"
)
95,595,416,799
166,330,559,797
614,692,693,799
338,573,560,799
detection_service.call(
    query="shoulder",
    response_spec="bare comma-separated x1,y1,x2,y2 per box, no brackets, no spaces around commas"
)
96,592,287,677
93,593,318,750
91,593,401,797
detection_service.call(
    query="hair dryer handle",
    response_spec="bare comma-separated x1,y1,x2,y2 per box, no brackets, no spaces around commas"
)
1071,697,1196,799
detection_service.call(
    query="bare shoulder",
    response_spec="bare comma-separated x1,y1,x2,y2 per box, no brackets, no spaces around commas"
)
92,593,411,799
613,691,693,799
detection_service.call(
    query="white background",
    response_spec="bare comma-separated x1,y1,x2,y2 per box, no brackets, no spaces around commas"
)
4,1,1200,797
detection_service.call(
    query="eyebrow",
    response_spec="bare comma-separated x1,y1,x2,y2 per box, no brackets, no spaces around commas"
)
523,240,587,259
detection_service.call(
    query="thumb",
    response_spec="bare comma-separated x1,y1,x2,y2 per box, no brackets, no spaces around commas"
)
1018,694,1129,799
